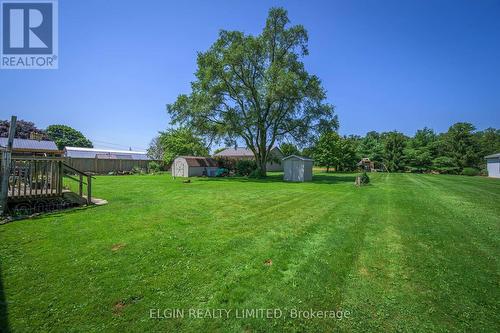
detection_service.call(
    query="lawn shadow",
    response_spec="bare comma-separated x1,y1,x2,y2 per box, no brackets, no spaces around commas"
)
0,261,9,332
197,173,356,185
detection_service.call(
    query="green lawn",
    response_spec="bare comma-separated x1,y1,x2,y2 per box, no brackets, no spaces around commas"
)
0,173,499,332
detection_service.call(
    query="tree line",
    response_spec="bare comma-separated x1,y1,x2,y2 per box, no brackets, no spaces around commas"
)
296,122,499,174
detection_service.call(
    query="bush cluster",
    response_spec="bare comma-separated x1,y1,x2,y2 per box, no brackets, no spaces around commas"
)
360,172,370,184
461,167,480,176
148,161,161,173
235,160,258,176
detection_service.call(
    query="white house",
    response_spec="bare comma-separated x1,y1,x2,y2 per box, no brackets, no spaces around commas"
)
282,155,314,182
485,153,500,178
172,156,218,177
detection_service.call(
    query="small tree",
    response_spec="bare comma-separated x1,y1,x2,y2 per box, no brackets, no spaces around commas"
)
279,143,300,157
147,135,164,160
46,125,93,150
159,127,209,164
213,147,227,155
313,131,341,172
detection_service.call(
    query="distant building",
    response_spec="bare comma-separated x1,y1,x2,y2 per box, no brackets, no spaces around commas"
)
0,138,61,157
64,147,154,174
214,146,284,171
485,153,500,178
64,147,149,160
357,158,375,172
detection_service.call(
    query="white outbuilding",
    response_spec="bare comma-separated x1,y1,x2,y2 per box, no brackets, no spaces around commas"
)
282,155,314,182
485,153,500,178
172,156,218,177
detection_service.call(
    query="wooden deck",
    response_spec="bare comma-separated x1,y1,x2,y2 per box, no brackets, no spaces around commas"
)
6,157,63,200
2,156,93,209
7,188,59,198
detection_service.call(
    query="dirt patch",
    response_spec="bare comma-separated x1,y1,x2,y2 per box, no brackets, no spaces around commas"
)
112,295,143,315
111,243,126,252
113,301,127,315
264,259,273,266
359,266,369,277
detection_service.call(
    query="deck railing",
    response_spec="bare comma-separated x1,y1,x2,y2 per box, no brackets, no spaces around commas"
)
8,157,63,199
61,162,93,205
5,157,92,205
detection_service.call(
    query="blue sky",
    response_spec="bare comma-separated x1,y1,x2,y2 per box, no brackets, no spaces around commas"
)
1,0,499,151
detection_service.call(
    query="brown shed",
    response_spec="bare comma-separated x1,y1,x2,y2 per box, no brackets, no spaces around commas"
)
172,156,218,177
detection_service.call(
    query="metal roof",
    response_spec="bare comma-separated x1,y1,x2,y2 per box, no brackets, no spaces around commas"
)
0,138,59,152
214,147,255,157
214,146,282,157
177,156,218,167
64,146,150,160
282,155,314,161
485,153,500,159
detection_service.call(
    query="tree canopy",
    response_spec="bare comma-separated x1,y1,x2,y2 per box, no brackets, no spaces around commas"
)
279,142,300,157
167,7,337,176
0,119,47,139
46,125,93,150
313,131,341,172
147,135,165,161
156,127,209,164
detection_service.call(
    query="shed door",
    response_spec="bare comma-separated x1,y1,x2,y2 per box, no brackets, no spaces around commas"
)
175,161,185,177
487,158,500,178
292,160,300,181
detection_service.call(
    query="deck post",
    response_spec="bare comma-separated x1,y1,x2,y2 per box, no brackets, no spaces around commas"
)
0,116,16,215
79,174,83,197
58,160,63,195
87,174,92,205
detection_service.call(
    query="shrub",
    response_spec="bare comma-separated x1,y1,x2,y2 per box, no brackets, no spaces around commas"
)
131,166,146,174
248,168,263,178
360,172,370,184
461,167,479,176
149,161,161,173
355,172,370,186
432,156,460,174
214,156,236,171
235,159,257,176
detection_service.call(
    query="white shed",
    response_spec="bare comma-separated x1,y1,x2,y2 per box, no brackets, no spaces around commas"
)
172,156,218,177
282,155,314,182
485,153,500,178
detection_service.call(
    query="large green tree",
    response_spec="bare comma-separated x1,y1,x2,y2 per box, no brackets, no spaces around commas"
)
157,127,209,164
46,125,93,150
337,136,359,171
475,127,500,161
383,131,407,172
357,131,384,162
167,8,337,176
404,127,437,172
442,122,479,170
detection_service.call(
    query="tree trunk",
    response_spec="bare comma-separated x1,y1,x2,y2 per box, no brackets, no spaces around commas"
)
256,152,267,177
326,166,330,173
